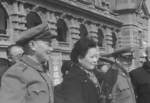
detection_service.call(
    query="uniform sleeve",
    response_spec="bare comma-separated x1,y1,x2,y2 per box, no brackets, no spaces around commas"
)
62,78,85,103
0,67,27,103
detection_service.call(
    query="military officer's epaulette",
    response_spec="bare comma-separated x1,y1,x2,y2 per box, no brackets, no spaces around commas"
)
16,62,28,72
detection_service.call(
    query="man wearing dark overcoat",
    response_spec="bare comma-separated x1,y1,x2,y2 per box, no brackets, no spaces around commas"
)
0,22,56,103
130,47,150,103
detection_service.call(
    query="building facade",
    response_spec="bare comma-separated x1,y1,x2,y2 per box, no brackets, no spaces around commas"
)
110,0,150,68
0,0,149,85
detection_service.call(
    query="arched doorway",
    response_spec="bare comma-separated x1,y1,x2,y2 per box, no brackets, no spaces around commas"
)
56,19,68,42
0,5,8,34
80,24,88,39
97,29,104,47
112,32,117,49
26,12,42,29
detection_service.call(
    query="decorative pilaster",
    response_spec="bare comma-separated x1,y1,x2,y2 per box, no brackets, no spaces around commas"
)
46,11,58,47
104,26,113,53
18,1,27,32
88,23,98,43
115,29,121,49
11,1,20,41
46,11,57,36
69,18,80,47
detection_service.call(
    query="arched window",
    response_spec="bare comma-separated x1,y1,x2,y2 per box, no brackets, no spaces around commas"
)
97,29,104,47
0,5,8,34
56,19,68,42
26,12,42,29
80,24,88,39
112,32,117,49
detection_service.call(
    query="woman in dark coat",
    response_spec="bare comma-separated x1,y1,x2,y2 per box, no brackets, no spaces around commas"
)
62,38,101,103
54,60,73,103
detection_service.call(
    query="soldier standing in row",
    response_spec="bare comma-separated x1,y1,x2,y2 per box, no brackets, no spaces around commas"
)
0,22,56,103
111,47,136,103
101,47,136,103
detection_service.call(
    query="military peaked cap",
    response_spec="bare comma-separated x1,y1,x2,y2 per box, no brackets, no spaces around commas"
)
16,22,57,45
101,46,134,59
110,46,134,58
98,57,114,65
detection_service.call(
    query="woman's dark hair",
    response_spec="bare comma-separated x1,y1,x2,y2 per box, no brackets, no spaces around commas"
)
61,60,73,75
70,38,97,63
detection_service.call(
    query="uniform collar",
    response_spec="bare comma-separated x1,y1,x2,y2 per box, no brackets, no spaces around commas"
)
20,55,43,72
115,63,128,77
118,69,129,77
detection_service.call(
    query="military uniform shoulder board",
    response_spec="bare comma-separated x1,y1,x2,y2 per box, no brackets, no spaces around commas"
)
16,62,28,72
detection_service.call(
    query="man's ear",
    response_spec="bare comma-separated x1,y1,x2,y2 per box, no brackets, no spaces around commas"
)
116,58,120,64
29,40,36,51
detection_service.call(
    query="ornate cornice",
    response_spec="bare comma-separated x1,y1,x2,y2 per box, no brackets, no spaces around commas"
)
25,0,122,28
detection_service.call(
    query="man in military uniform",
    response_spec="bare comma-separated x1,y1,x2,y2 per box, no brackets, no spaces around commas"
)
101,47,136,103
130,47,150,103
6,44,24,65
0,22,56,103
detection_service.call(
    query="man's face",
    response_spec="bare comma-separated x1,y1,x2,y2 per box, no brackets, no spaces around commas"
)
34,39,53,63
117,55,133,72
9,46,24,64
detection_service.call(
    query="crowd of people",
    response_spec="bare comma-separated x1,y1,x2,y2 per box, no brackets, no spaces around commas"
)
0,22,149,103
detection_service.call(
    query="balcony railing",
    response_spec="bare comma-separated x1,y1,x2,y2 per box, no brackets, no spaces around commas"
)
59,42,70,47
0,34,10,46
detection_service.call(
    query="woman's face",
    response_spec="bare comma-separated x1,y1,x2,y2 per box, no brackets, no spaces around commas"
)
79,47,99,70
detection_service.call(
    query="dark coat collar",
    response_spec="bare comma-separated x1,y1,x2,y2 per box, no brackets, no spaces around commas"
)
20,55,43,72
69,64,98,94
70,64,87,77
